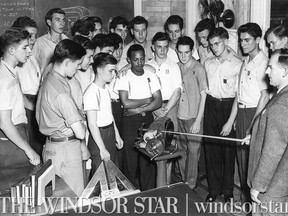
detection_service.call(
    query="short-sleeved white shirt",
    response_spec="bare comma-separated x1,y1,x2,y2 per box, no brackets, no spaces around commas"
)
147,57,182,100
238,50,268,107
205,51,242,99
16,55,41,95
0,60,27,125
114,69,161,99
83,83,113,127
32,32,68,73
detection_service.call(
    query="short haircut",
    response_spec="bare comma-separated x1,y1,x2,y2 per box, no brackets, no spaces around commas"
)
52,39,86,63
131,16,148,29
71,19,95,36
195,18,215,33
176,36,194,51
265,24,288,40
237,22,262,39
92,33,114,50
12,16,38,29
164,15,184,31
86,16,103,25
0,28,30,55
45,8,65,26
108,33,123,50
152,32,170,44
127,44,145,59
275,48,288,67
71,35,95,50
208,27,229,41
109,16,129,30
92,52,117,74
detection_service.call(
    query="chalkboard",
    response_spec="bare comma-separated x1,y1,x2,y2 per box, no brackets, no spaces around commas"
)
0,0,134,38
34,0,134,37
0,0,35,34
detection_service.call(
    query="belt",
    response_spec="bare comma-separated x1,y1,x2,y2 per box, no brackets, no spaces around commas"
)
111,99,120,102
162,100,169,103
48,135,76,142
99,122,114,129
238,102,256,109
207,94,234,102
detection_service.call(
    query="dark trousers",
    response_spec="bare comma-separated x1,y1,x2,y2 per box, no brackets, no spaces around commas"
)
111,101,123,170
236,107,256,202
25,108,45,157
0,124,30,168
88,124,118,179
203,95,236,196
121,112,157,191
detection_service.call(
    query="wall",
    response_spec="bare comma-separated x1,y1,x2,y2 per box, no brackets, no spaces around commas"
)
141,0,186,41
139,0,252,45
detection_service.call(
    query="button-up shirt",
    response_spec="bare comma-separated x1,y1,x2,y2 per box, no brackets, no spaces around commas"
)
178,59,208,119
147,57,182,101
205,51,242,99
0,60,27,125
36,70,83,138
32,32,68,73
16,55,41,95
238,50,268,107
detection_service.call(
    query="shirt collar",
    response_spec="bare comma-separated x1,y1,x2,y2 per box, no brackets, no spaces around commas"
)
46,32,67,44
2,59,17,78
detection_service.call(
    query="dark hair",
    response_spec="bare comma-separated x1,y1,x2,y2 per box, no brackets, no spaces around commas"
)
45,8,65,26
237,22,262,39
208,27,229,41
152,32,170,44
72,35,95,50
107,33,123,50
131,16,148,29
12,16,38,29
86,16,103,25
109,16,129,31
0,28,30,55
71,19,95,37
164,15,183,31
92,33,114,50
195,18,215,33
127,44,145,59
275,48,288,67
52,39,86,63
265,24,288,40
176,36,194,51
92,52,117,74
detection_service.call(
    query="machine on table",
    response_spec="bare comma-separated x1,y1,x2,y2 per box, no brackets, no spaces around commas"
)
135,117,184,187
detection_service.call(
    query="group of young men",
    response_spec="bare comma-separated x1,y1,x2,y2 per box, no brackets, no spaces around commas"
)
0,6,287,213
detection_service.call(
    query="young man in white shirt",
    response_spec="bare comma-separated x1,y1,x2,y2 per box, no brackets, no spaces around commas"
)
115,44,162,190
32,8,68,74
234,23,270,203
0,28,40,167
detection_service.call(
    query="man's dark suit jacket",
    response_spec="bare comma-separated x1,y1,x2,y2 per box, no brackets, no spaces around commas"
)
247,85,288,197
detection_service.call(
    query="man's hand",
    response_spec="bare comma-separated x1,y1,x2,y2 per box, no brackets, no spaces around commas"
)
25,148,40,165
123,107,141,116
241,134,251,145
190,120,201,134
115,134,123,149
220,122,233,136
250,188,261,204
100,148,110,161
80,142,91,160
61,128,74,137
